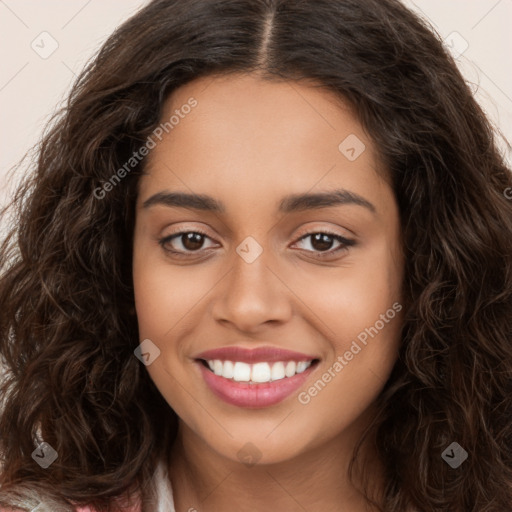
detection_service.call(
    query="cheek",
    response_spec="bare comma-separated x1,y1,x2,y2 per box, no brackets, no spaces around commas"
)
290,241,402,407
291,247,402,350
132,246,212,341
132,251,204,423
292,296,402,454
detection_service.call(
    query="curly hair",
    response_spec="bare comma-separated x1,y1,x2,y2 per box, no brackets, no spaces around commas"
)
1,0,511,510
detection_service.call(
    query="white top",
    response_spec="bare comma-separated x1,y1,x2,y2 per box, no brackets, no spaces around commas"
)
152,459,176,512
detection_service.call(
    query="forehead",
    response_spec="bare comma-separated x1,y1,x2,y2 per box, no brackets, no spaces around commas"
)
138,73,390,215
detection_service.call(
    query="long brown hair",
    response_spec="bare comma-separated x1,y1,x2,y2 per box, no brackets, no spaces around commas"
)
1,0,511,510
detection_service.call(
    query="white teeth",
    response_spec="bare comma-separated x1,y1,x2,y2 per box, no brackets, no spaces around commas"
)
233,362,251,382
204,359,313,383
213,359,223,376
223,360,234,379
285,361,296,377
296,361,308,373
251,362,271,383
271,362,285,381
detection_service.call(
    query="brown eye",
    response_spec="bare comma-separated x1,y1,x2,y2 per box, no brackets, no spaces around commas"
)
309,233,337,251
179,232,206,251
159,230,216,256
293,231,355,259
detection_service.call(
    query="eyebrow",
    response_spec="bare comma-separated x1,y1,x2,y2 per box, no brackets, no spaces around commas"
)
142,189,376,215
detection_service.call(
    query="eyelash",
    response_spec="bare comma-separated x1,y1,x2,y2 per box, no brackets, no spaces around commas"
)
158,228,355,260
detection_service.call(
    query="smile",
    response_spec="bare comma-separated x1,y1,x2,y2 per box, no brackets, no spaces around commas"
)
194,346,320,408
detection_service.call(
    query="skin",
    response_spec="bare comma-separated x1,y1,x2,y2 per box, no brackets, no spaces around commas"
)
132,72,404,512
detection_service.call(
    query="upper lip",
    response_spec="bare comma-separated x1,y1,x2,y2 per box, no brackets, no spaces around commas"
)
194,346,319,364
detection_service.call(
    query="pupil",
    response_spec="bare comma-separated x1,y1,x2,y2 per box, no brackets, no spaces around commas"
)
183,233,204,250
312,233,333,251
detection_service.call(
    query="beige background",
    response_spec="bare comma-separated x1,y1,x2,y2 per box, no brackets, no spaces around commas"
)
0,0,511,204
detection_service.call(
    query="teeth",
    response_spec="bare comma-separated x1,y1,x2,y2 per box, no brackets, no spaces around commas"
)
271,362,285,381
251,362,271,383
233,362,251,382
213,359,223,376
296,361,308,373
204,359,313,383
285,361,296,377
223,360,234,379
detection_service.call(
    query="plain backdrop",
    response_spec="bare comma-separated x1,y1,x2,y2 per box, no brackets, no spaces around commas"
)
0,0,511,205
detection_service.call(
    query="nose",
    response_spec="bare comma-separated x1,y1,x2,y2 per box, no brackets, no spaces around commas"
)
211,247,293,333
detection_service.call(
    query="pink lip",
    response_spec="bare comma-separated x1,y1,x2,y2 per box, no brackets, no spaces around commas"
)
197,361,318,408
194,346,317,363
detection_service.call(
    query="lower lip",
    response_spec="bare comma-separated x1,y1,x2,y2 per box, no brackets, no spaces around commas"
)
197,361,317,408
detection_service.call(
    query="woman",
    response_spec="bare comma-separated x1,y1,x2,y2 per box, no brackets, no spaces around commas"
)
1,0,511,510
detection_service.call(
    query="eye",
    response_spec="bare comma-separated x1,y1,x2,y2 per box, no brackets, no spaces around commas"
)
292,230,355,259
158,229,217,256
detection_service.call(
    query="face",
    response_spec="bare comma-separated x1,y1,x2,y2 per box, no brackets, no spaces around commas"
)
132,73,404,465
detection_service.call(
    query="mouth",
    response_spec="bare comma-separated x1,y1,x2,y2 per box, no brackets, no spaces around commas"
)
195,357,320,408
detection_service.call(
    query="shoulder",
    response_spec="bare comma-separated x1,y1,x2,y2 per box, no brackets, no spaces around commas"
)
0,460,173,512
